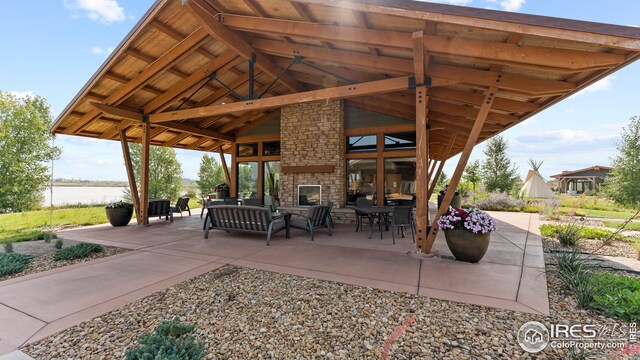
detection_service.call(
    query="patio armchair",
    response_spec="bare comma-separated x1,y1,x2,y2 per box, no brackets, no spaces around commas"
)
264,195,278,213
355,197,375,232
290,204,333,241
380,206,415,244
171,196,191,217
147,199,172,223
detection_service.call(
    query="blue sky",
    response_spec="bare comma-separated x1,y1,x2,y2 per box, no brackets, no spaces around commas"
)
1,0,639,181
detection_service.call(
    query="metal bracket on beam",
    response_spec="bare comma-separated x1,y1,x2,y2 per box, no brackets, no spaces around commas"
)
142,115,150,123
255,56,300,99
408,76,432,89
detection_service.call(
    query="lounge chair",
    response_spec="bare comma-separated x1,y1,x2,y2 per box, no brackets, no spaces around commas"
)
172,196,191,217
148,199,172,223
290,204,333,241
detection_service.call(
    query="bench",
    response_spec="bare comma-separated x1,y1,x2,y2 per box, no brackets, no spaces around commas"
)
148,199,173,223
204,205,290,245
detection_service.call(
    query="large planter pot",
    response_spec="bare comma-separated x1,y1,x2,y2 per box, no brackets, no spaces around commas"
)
216,190,230,199
444,229,491,263
438,194,462,209
106,207,133,227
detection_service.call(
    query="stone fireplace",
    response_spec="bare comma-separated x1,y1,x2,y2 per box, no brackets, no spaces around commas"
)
279,99,345,208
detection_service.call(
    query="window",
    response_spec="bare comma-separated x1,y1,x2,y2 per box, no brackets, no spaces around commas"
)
237,162,259,199
264,161,280,201
263,141,281,156
346,159,377,205
384,132,416,151
384,157,416,202
237,143,258,157
347,135,377,153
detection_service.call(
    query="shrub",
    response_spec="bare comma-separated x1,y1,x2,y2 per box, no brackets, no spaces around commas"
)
588,273,640,321
0,253,32,276
554,249,595,304
54,239,63,249
125,318,204,360
3,241,14,253
522,204,542,213
474,192,524,212
54,243,103,261
556,224,583,246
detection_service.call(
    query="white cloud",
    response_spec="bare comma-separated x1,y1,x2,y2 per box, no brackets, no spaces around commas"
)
499,0,525,11
64,0,125,24
90,45,115,55
570,75,615,98
564,109,576,114
8,90,34,99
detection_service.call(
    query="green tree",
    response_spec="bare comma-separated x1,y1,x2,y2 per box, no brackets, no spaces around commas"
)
196,154,225,197
604,116,640,209
436,171,449,190
463,159,482,191
126,144,183,201
238,163,257,198
481,136,519,193
0,92,61,212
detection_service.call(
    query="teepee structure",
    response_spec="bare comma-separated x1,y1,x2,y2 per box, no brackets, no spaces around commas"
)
519,160,556,199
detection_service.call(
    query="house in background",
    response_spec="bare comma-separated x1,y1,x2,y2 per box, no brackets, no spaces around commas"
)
550,166,613,194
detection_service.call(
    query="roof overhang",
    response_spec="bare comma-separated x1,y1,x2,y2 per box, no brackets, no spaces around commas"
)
52,0,640,158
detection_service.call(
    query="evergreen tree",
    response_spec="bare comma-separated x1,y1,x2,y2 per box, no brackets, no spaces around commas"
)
196,154,225,197
481,136,519,193
604,116,640,209
0,92,61,212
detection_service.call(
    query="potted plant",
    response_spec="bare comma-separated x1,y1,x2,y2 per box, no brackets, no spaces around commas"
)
437,184,462,209
215,183,230,200
105,201,134,227
437,207,497,262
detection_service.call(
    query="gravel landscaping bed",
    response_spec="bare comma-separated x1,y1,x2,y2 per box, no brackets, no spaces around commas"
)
22,263,634,359
542,236,638,259
0,243,129,282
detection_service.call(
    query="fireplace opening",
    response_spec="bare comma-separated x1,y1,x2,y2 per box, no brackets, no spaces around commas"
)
298,185,321,206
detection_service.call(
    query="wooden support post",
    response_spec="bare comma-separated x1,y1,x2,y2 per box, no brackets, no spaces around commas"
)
218,147,231,185
427,134,457,198
413,30,430,250
376,133,385,206
140,121,151,225
230,143,238,197
423,87,498,253
119,129,141,224
257,142,264,204
428,160,437,178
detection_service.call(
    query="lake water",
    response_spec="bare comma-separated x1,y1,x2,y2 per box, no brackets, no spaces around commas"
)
42,186,127,206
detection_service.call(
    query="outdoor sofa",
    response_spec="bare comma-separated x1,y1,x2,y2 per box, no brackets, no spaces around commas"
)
204,205,290,245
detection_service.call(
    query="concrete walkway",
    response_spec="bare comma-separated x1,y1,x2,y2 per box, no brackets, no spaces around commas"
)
0,210,548,354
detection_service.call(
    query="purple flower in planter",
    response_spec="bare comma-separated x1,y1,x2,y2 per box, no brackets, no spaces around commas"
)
437,207,497,234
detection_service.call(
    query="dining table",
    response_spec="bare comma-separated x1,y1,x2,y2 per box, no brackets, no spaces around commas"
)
353,206,394,239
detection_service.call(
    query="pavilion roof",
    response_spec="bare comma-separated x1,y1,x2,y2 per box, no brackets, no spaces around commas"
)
51,0,640,159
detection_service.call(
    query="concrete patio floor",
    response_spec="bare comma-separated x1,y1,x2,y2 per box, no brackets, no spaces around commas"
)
0,208,548,354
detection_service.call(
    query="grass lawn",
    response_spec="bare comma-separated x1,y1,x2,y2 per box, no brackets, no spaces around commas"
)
602,220,640,231
0,207,107,243
558,207,639,220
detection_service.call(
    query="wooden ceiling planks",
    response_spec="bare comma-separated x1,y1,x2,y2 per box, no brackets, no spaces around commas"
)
50,0,640,158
